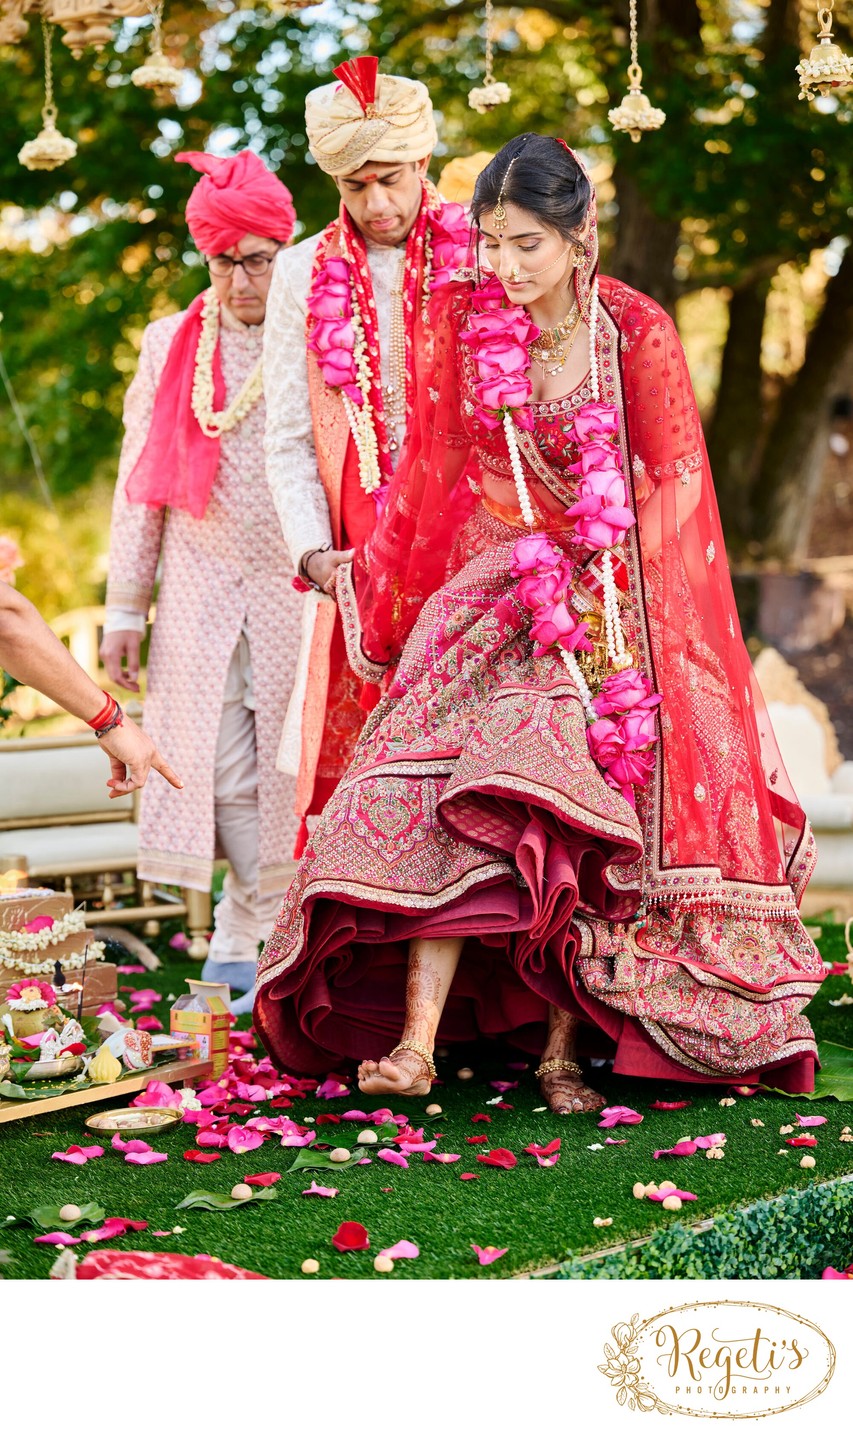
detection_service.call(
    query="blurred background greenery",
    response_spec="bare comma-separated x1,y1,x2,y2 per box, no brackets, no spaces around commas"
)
1,0,852,621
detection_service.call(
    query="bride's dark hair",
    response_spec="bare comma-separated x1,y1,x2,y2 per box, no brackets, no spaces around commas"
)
471,133,592,241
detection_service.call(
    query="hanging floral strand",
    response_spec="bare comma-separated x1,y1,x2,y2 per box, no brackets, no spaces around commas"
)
608,0,666,142
131,0,184,93
18,19,78,172
796,3,853,102
468,0,512,113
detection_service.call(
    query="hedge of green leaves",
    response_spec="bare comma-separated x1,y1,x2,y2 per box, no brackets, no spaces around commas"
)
551,1174,853,1279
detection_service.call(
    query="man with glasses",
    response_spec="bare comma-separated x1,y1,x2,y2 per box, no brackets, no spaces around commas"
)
263,56,468,854
102,150,300,1013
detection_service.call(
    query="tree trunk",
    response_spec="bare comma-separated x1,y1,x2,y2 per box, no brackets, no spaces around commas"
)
751,243,853,563
706,277,772,554
609,166,682,314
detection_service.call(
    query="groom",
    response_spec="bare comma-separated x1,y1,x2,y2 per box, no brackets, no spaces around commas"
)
263,55,468,849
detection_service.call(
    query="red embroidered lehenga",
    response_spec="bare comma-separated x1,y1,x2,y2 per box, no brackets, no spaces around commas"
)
255,187,824,1093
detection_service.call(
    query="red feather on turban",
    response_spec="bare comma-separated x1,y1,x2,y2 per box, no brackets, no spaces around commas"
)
177,149,297,253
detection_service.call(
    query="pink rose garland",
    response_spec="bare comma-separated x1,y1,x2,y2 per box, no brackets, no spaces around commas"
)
461,280,662,805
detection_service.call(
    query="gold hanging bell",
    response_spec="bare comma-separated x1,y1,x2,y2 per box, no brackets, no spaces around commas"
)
468,0,512,113
18,102,78,172
608,62,666,143
131,2,184,93
131,45,184,91
796,6,853,101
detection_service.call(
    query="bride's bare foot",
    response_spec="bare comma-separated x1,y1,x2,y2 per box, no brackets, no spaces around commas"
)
357,1049,432,1097
540,1066,606,1115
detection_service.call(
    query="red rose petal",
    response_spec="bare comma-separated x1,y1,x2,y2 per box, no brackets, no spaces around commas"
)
476,1148,517,1169
331,1221,370,1253
243,1172,281,1187
470,1114,492,1123
466,1135,489,1145
459,1173,479,1181
183,1149,221,1164
649,1100,692,1111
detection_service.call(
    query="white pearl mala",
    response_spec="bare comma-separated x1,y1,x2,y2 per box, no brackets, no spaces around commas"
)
587,276,600,401
503,411,536,528
559,648,598,722
602,548,631,669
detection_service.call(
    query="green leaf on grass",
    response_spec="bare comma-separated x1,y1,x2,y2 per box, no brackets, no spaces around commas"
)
175,1188,280,1212
807,1042,853,1102
286,1146,367,1174
27,1203,106,1232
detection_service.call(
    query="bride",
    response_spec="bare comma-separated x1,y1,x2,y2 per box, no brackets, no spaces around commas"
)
255,134,824,1114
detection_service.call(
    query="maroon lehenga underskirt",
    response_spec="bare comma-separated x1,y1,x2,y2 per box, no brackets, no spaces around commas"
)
256,511,821,1093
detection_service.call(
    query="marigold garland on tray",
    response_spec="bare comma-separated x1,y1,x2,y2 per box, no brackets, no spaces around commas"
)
307,190,470,503
460,274,662,806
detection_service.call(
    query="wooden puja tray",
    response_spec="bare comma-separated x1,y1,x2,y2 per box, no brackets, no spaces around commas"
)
0,1055,212,1125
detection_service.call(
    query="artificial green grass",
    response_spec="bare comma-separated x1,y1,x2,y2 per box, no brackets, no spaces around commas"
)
1,922,852,1281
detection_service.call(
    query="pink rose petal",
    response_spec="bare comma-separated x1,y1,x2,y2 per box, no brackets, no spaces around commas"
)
378,1148,409,1168
51,1149,87,1165
379,1240,419,1260
125,1150,168,1165
422,1151,461,1164
301,1182,339,1198
597,1106,644,1128
605,1138,628,1145
795,1114,827,1127
226,1126,265,1155
35,1231,81,1246
653,1140,698,1159
135,1016,164,1033
647,1188,697,1202
471,1244,508,1266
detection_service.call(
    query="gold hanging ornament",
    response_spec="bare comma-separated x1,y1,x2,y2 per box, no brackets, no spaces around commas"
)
18,19,78,172
468,0,512,113
608,0,666,142
131,0,183,93
796,3,853,102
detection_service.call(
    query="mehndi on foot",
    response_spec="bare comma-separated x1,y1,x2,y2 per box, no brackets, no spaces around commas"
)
536,1056,606,1114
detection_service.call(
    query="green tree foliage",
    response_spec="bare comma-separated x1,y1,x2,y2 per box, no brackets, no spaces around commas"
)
1,1,852,562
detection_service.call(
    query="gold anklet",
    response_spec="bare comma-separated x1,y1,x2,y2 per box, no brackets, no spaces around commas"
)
389,1042,436,1081
535,1058,583,1079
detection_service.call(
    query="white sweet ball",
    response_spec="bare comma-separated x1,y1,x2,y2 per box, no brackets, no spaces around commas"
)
456,1067,474,1080
800,1154,816,1169
662,1195,682,1211
59,1204,82,1222
357,1130,378,1145
374,1255,394,1273
329,1148,351,1163
658,1180,677,1195
301,1258,320,1274
425,1103,442,1116
632,1182,646,1200
230,1183,253,1200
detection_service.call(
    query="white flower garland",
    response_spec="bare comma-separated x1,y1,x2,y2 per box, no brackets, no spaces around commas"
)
191,288,263,439
1,940,105,977
0,910,87,953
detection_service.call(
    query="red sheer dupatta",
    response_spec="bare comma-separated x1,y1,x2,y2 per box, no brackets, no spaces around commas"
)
341,283,480,678
603,277,816,915
341,273,816,923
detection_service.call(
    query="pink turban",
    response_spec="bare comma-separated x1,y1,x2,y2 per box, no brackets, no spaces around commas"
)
176,150,297,254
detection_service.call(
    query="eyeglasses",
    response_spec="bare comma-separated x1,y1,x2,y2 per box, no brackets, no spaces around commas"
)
207,248,280,277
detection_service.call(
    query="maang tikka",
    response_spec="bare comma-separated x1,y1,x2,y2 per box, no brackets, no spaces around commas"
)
491,156,517,233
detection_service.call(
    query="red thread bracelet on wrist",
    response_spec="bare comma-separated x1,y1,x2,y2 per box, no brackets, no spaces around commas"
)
86,691,118,730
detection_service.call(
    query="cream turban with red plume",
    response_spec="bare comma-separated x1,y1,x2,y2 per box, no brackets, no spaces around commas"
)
305,56,437,177
176,149,297,253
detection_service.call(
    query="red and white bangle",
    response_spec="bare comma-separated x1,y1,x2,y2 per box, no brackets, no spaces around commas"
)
86,691,124,738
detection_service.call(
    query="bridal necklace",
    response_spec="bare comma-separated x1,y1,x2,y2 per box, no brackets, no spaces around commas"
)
528,299,582,377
